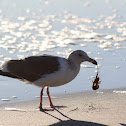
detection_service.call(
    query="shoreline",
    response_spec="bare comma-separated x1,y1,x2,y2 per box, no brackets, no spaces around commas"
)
0,88,126,126
0,87,126,105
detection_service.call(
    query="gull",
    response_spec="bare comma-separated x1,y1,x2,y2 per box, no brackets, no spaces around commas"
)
0,50,97,111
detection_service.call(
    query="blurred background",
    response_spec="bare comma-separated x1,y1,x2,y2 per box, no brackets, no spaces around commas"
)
0,0,126,103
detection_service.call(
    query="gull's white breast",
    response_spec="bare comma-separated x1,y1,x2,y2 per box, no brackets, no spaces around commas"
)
33,58,80,87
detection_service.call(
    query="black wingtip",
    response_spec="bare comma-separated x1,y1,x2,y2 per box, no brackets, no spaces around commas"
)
0,70,21,79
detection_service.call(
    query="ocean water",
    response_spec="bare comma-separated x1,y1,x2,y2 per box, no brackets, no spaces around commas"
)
0,0,126,103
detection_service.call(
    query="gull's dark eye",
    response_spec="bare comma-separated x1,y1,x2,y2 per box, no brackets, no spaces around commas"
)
78,53,82,57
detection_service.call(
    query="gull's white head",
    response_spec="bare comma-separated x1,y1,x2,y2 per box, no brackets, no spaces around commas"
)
68,50,97,65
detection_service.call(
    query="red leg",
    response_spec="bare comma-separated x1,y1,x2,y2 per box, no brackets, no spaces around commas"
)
47,87,54,107
39,87,54,111
39,88,44,111
46,87,67,109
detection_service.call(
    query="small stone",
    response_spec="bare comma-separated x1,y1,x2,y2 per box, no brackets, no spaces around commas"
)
116,66,120,69
1,99,10,101
12,96,17,98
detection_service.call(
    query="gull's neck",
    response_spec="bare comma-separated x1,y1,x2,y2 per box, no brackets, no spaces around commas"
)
67,57,80,71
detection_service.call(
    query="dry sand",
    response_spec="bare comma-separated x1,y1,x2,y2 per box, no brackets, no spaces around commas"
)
0,89,126,126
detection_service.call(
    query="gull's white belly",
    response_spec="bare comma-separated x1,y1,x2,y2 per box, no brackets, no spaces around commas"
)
33,58,80,87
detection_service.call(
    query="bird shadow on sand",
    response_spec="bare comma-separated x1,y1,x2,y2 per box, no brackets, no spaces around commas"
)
41,108,108,126
120,124,126,126
50,120,108,126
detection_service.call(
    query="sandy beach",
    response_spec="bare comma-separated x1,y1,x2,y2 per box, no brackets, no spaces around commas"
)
0,89,126,126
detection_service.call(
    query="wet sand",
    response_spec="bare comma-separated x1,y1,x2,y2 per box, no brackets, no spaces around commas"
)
0,89,126,126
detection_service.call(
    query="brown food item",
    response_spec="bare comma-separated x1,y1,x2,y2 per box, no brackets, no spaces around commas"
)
92,72,100,90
